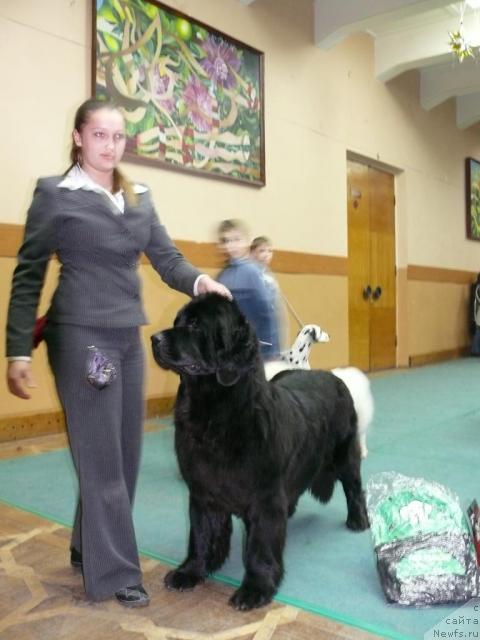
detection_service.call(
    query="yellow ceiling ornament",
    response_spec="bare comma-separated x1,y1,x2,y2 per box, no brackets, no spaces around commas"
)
449,0,479,61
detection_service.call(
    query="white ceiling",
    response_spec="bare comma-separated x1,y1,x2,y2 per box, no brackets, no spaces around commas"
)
242,0,480,129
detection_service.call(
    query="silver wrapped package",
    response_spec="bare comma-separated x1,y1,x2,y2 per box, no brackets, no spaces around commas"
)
366,472,478,606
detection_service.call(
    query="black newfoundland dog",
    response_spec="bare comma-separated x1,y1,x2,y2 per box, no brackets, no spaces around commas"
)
151,293,369,611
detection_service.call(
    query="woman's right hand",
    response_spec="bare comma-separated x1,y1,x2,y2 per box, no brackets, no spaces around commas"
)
7,361,37,399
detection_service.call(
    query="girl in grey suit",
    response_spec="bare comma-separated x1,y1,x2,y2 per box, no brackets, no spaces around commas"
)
6,98,230,607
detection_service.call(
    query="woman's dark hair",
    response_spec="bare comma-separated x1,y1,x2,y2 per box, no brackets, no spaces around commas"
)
67,98,136,204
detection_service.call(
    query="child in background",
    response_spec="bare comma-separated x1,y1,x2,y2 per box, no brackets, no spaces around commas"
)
217,220,280,361
250,236,289,351
250,235,274,269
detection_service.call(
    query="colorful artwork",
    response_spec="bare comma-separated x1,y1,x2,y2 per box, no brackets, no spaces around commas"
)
93,0,265,186
466,157,480,240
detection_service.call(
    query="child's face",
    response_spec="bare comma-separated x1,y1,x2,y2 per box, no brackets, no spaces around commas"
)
252,243,273,266
218,230,249,260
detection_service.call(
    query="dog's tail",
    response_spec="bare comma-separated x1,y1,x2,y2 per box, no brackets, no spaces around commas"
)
331,367,374,458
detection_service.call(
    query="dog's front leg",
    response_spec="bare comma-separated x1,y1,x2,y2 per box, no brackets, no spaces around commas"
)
165,495,232,592
229,498,287,611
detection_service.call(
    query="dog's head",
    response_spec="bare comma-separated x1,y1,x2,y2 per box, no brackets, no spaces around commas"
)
299,324,330,344
151,293,259,387
288,324,330,355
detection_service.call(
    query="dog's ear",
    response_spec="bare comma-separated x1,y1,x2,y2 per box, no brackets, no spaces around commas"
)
216,317,258,386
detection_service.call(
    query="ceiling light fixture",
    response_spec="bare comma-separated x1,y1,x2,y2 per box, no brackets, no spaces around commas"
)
448,0,480,60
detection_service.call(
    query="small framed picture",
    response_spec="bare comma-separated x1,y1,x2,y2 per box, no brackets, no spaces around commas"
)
466,157,480,241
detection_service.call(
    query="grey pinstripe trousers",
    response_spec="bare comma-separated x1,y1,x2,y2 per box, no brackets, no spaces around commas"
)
45,323,145,600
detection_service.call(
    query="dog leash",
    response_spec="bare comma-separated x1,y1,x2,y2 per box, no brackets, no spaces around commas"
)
281,293,304,330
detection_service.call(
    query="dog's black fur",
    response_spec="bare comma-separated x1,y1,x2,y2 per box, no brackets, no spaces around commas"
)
151,293,369,611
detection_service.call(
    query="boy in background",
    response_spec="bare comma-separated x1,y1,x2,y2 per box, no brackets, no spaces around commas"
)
250,236,289,351
217,220,280,360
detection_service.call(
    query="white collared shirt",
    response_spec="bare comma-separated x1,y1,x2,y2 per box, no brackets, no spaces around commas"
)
58,164,148,214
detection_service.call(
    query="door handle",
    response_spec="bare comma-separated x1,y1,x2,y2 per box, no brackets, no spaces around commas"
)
363,285,372,300
372,286,382,300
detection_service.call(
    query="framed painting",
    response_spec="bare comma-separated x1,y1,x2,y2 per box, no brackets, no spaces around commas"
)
466,157,480,240
92,0,265,186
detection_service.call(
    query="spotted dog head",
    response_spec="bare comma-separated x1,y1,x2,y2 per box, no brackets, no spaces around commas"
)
303,324,330,344
281,324,330,369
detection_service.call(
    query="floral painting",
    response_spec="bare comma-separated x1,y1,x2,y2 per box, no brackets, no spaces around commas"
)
93,0,265,185
466,157,480,240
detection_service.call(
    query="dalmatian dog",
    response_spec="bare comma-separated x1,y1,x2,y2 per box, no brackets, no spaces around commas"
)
282,324,330,368
264,325,373,458
264,324,329,381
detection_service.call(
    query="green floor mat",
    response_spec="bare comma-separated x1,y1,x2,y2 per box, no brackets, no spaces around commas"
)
1,359,479,639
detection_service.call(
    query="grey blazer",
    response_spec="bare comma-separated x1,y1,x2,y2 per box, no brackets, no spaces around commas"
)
6,176,201,357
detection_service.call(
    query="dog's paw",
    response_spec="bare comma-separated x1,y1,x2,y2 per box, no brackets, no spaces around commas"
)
346,510,370,531
229,585,273,611
164,569,203,592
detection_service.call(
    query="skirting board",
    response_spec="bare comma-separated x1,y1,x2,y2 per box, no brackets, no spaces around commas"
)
409,347,470,367
0,395,176,444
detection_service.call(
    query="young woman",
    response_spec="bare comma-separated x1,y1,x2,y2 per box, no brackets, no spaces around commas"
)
6,98,230,607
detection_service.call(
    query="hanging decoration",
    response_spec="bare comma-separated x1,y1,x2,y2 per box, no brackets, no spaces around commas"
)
449,1,478,61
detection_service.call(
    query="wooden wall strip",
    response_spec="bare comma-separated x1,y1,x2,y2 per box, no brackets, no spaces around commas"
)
174,240,222,269
272,251,348,276
0,223,347,276
138,240,223,269
4,222,475,281
123,247,348,275
145,394,175,418
409,347,469,367
407,264,475,285
0,394,176,443
0,411,66,443
0,224,23,258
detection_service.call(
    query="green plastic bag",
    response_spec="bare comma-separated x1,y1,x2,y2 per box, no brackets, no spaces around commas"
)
367,472,478,606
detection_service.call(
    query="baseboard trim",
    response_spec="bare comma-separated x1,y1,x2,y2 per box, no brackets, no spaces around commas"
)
146,395,176,420
0,394,176,443
409,347,469,367
0,411,66,443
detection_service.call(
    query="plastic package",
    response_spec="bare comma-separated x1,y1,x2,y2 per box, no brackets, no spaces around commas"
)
366,472,478,606
86,346,117,390
467,500,480,565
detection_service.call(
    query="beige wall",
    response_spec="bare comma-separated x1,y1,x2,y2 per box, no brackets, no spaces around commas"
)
2,0,480,262
1,0,480,420
408,280,471,357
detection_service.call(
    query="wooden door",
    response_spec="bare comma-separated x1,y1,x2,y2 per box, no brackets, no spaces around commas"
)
347,160,396,371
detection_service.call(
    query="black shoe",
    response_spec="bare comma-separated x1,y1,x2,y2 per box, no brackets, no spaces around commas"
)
70,548,83,569
115,584,150,608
